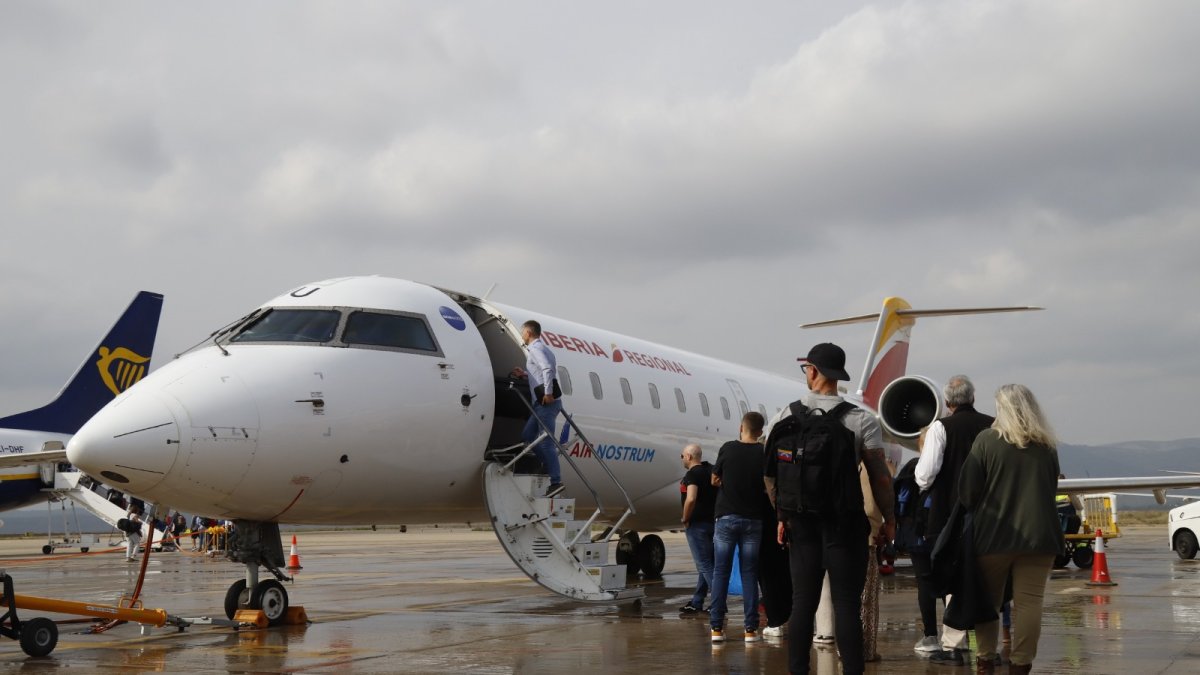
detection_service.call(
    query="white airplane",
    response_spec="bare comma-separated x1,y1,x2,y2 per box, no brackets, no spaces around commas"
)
61,276,1197,624
0,291,163,515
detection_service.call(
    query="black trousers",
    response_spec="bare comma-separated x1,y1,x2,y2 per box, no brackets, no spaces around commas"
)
786,513,868,675
910,548,939,637
758,510,792,627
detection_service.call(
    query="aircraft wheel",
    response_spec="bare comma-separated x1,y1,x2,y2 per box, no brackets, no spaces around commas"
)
224,579,249,620
41,545,52,555
636,534,666,579
1175,530,1198,560
81,547,89,553
251,579,289,627
616,532,641,575
19,617,58,657
1052,553,1070,569
1073,545,1094,569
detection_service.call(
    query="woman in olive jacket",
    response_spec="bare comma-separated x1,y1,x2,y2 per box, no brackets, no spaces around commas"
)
958,384,1062,675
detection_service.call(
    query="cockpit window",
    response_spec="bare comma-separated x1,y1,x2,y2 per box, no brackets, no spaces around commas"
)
231,309,341,343
343,311,439,353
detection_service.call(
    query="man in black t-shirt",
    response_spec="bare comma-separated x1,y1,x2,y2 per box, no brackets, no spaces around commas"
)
708,411,767,643
680,443,718,613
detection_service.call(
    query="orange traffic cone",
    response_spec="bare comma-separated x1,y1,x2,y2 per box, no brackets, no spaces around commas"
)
286,535,303,571
1086,529,1117,587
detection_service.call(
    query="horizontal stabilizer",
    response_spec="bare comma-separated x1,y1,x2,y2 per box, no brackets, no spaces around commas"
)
0,449,67,470
800,306,1043,329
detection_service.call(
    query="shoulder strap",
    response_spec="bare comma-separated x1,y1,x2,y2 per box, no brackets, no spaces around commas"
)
828,401,855,421
788,400,808,418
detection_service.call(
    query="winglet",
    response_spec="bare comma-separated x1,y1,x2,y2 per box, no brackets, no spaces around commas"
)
0,291,164,434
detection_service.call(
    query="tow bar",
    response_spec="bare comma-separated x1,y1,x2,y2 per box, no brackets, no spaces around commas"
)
0,570,250,657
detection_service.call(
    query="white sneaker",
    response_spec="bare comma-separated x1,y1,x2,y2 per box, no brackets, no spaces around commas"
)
762,625,785,639
914,635,941,653
744,628,762,643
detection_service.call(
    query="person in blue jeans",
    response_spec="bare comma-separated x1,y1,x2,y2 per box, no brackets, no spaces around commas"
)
680,443,718,613
709,411,767,643
510,319,565,498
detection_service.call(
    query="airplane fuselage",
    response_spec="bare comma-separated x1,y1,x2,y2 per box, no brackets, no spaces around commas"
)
68,276,812,530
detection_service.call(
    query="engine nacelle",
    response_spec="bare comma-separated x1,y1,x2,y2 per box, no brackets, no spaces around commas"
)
877,376,943,439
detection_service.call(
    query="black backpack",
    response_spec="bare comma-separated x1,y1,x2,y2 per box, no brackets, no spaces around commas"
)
767,400,862,519
893,457,929,553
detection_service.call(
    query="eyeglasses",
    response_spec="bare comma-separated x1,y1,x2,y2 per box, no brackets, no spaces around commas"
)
799,364,811,373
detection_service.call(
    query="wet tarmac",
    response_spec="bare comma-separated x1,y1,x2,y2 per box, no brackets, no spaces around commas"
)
0,526,1197,673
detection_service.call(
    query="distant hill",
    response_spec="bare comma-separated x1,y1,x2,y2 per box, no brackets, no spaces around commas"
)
1058,438,1200,509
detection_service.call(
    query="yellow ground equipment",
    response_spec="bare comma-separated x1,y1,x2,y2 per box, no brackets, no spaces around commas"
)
1057,493,1121,569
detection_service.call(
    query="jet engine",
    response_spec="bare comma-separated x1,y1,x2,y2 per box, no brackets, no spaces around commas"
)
877,376,943,439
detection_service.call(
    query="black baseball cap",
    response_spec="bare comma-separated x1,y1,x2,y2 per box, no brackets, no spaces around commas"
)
800,342,850,381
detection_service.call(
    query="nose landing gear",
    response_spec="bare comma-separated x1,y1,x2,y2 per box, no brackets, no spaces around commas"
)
222,520,292,627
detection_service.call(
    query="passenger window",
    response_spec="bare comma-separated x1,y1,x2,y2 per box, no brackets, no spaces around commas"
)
648,383,661,409
720,396,731,420
758,404,768,418
738,401,749,417
558,366,573,396
590,372,603,400
620,378,633,405
343,311,439,352
232,309,340,344
675,388,686,413
699,393,710,417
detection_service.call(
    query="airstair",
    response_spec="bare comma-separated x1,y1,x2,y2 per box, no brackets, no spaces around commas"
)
483,390,644,603
41,470,166,550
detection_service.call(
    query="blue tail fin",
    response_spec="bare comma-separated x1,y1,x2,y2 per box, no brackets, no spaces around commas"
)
0,291,164,434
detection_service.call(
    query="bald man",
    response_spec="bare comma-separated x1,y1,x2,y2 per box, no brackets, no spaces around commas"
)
680,443,718,613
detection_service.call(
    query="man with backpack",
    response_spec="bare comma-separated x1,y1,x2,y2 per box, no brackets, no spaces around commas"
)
764,343,895,675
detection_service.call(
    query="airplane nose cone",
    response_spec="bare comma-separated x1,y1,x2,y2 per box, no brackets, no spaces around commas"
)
68,389,181,494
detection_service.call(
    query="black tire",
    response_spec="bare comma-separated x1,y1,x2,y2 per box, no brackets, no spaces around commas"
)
41,545,52,555
1175,530,1199,560
636,534,666,579
19,617,58,657
224,579,249,620
1053,554,1070,569
250,579,289,627
80,547,89,554
616,532,641,575
1073,545,1095,569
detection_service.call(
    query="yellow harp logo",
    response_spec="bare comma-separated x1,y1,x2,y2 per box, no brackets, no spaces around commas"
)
96,347,151,396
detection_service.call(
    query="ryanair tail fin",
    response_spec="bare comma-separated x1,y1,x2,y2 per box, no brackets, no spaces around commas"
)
0,291,164,434
801,298,1041,410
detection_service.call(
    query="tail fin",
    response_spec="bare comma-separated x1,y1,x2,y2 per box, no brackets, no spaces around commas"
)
0,291,164,434
801,298,1041,410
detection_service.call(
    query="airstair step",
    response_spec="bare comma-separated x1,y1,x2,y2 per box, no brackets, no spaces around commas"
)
587,565,627,591
571,541,610,566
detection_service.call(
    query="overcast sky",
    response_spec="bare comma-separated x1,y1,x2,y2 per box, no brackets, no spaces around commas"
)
1,1,1197,446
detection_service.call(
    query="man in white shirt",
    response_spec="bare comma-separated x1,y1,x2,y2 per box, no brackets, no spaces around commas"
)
510,320,565,497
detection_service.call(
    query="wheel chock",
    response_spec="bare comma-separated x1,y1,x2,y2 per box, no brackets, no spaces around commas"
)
284,606,308,625
233,609,268,629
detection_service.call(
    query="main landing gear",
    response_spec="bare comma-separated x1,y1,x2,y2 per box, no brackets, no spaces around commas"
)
614,531,666,579
223,521,292,627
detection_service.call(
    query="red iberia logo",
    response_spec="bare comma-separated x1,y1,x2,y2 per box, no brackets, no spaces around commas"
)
541,331,692,376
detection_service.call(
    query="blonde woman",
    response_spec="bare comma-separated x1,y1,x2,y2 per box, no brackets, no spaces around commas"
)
958,384,1062,675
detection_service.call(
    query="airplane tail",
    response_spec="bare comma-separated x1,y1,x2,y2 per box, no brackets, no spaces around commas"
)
0,291,164,435
802,298,1042,411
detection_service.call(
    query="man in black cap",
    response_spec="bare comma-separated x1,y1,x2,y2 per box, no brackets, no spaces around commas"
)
764,342,895,675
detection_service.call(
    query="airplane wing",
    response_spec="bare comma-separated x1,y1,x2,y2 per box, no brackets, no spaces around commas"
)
0,450,67,469
1059,475,1200,495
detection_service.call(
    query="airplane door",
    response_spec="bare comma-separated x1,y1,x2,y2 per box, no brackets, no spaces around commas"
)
726,379,751,418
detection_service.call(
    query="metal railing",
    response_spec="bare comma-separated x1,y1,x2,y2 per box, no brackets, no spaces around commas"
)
501,382,636,547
